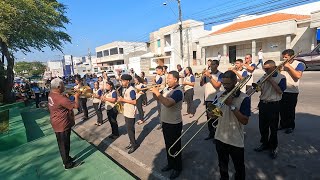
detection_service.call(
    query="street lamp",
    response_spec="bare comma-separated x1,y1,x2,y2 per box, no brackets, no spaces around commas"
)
163,0,185,67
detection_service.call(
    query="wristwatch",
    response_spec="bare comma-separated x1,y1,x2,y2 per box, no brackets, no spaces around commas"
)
230,105,236,111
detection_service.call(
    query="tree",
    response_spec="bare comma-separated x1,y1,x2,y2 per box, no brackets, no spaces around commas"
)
0,0,71,102
14,61,46,77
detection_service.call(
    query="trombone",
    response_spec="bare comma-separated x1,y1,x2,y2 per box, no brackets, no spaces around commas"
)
168,75,252,158
246,52,300,97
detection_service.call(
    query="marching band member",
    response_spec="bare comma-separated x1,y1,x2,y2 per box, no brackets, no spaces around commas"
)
98,76,104,90
75,78,88,120
230,59,249,93
92,81,103,126
118,74,139,154
177,64,184,86
153,66,166,130
214,70,251,180
279,49,305,134
48,78,81,169
182,67,195,118
135,76,146,125
150,71,184,179
140,71,148,106
200,60,223,141
254,60,286,159
243,54,256,91
101,81,119,139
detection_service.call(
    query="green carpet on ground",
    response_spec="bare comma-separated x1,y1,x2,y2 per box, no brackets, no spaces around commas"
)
0,107,135,180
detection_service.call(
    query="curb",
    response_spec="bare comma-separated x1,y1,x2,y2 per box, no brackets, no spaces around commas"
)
74,125,168,180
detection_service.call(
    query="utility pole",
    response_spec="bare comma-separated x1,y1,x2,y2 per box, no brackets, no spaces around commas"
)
177,0,184,67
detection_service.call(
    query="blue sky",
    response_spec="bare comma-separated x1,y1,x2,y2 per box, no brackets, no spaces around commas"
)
16,0,320,61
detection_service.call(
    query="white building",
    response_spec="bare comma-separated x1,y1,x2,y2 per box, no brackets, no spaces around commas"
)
199,13,317,64
199,2,320,65
149,19,210,71
95,41,148,70
47,60,64,77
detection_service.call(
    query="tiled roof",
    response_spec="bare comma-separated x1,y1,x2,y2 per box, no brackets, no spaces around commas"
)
211,13,310,35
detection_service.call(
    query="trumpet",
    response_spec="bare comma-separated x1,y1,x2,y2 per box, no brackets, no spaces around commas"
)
246,52,300,97
168,75,252,158
136,84,162,93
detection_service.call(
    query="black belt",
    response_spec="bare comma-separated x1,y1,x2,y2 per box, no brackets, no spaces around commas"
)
260,100,279,104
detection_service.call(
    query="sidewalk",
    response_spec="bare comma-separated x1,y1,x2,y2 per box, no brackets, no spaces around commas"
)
0,106,135,180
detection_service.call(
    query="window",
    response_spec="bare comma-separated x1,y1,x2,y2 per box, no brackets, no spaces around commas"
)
110,48,118,55
193,51,197,59
119,48,124,54
103,50,109,56
97,51,103,58
157,39,161,48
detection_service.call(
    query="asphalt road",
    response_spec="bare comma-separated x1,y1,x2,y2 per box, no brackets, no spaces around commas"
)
73,71,320,180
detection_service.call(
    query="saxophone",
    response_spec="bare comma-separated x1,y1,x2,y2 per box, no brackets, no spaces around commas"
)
114,86,124,114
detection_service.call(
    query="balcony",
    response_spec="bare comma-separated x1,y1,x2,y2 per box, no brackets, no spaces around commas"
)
164,46,172,52
98,54,124,63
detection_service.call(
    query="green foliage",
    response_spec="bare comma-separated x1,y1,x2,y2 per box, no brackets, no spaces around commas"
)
0,0,71,53
0,0,71,102
14,61,46,76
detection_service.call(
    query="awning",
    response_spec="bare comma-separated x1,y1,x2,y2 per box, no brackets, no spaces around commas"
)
151,56,171,60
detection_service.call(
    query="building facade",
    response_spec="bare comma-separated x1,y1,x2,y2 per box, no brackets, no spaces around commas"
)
199,13,318,64
149,20,210,71
95,41,147,69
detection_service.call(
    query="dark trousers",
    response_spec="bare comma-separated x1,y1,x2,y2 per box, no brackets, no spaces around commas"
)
125,117,137,146
45,92,49,101
35,93,40,108
107,108,119,136
206,101,217,137
184,88,195,115
280,92,298,129
162,122,182,171
258,101,280,149
55,128,73,167
80,98,88,118
216,140,245,180
93,103,103,124
136,96,144,120
142,93,148,105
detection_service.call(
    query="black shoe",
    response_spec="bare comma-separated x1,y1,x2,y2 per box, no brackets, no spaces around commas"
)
108,134,119,139
128,145,138,154
125,144,132,149
254,144,269,152
285,128,294,134
204,135,214,140
169,170,181,179
270,148,278,159
161,165,172,172
64,161,82,170
82,117,89,121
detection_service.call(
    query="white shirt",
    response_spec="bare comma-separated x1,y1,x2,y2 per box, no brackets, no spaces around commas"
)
258,51,263,60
